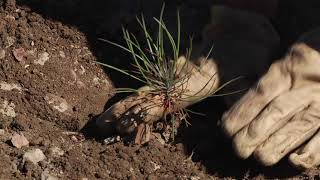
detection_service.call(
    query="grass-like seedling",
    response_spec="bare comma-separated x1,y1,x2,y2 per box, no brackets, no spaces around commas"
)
97,5,236,140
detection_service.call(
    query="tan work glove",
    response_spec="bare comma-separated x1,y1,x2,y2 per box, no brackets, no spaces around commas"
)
96,56,219,143
222,29,320,168
96,5,279,145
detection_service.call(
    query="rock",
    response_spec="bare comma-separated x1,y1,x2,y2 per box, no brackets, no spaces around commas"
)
71,135,78,142
23,148,46,164
4,12,14,17
150,161,161,171
45,94,71,113
41,169,58,180
0,81,22,91
79,65,85,74
92,76,112,90
11,132,29,148
0,49,5,59
0,129,4,135
0,100,16,118
34,52,49,65
12,48,26,62
103,135,120,145
48,147,64,157
59,51,65,58
190,176,201,180
5,36,15,48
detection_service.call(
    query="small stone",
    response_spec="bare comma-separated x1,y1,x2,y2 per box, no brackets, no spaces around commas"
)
41,169,58,180
5,36,15,48
5,15,15,21
59,51,65,58
13,48,26,62
103,136,120,145
0,129,5,135
79,65,85,74
150,161,161,171
23,148,46,164
71,135,78,142
11,132,29,148
34,52,49,65
0,100,16,118
190,176,201,180
0,49,5,59
0,81,22,91
45,94,71,113
31,41,34,46
48,147,64,157
76,80,85,88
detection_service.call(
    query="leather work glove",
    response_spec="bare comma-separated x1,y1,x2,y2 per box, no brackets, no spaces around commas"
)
96,56,219,143
95,5,279,144
222,29,320,169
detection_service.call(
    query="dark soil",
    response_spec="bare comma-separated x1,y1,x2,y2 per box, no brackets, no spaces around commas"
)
0,0,319,179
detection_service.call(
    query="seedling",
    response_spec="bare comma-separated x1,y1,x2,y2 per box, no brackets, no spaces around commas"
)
98,5,239,142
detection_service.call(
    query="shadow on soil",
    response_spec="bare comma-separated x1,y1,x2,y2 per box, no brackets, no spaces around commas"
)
16,0,314,178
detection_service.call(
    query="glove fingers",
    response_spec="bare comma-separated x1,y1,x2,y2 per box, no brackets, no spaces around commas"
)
290,129,320,169
116,96,164,134
233,86,316,159
222,60,291,137
95,87,153,135
254,103,320,166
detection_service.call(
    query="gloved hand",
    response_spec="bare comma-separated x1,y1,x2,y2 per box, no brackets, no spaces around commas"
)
222,32,320,168
96,56,219,143
95,5,280,144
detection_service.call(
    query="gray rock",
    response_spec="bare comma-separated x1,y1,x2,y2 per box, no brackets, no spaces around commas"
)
34,52,49,65
48,146,64,157
23,148,46,164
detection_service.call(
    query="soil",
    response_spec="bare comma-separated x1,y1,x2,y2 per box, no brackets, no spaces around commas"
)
0,0,319,179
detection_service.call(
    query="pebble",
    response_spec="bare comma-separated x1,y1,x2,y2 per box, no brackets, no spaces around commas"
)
11,132,29,148
12,48,26,62
71,135,78,142
0,81,22,91
0,49,5,59
45,94,70,113
41,169,58,180
0,129,4,135
5,36,15,48
103,135,120,145
150,161,161,171
59,51,65,58
0,100,16,118
23,148,46,164
190,176,201,180
34,52,49,65
48,146,64,157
